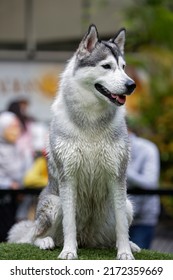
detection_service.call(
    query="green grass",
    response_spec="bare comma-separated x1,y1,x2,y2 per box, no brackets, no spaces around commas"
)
0,243,173,260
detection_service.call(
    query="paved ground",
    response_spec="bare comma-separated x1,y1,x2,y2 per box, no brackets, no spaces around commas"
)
151,221,173,253
151,237,173,253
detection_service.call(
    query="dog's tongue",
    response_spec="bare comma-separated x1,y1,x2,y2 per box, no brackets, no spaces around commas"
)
111,94,126,104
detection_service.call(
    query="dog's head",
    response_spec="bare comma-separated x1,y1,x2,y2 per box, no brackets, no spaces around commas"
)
75,25,136,106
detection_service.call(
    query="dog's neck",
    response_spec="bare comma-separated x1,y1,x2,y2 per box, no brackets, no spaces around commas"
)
62,85,115,129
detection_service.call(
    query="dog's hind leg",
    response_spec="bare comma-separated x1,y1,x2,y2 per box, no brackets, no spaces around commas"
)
130,241,141,253
33,193,62,250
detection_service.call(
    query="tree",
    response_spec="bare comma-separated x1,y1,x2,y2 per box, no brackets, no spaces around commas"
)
124,0,173,215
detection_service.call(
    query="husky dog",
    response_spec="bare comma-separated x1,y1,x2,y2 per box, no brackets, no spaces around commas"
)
8,25,140,260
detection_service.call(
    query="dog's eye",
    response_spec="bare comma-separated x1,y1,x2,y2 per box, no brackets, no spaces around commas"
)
122,64,126,70
102,64,111,70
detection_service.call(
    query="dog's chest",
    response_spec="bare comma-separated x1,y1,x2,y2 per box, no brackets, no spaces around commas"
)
77,140,113,176
64,134,127,185
54,128,128,191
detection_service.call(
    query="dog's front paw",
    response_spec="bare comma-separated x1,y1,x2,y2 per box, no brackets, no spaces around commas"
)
117,252,135,260
34,236,55,250
58,250,78,260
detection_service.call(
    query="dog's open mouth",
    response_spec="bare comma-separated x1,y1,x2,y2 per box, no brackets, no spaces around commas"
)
95,83,126,106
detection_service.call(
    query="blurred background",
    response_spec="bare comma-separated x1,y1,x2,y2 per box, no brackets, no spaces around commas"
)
0,0,173,253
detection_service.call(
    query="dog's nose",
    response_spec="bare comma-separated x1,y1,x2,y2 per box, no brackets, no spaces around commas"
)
125,80,136,94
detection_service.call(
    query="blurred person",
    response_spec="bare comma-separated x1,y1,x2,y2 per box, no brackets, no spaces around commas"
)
7,98,32,131
23,151,48,188
0,112,25,189
7,99,49,221
0,112,28,241
23,123,49,188
127,122,160,249
7,98,48,168
22,123,48,221
7,98,35,168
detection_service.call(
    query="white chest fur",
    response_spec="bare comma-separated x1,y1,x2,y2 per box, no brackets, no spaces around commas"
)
54,130,128,190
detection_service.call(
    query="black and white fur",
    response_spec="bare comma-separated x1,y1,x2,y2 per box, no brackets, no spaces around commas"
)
8,25,140,260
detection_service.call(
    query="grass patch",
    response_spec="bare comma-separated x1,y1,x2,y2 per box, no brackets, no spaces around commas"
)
0,243,173,260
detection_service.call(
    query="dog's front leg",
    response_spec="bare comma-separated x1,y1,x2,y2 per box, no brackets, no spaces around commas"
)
58,179,78,260
110,181,134,260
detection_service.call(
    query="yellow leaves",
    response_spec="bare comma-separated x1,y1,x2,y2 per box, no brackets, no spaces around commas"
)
38,72,58,98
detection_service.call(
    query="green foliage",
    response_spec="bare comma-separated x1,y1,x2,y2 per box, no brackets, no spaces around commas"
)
0,243,173,260
124,1,173,177
125,0,173,51
123,0,173,216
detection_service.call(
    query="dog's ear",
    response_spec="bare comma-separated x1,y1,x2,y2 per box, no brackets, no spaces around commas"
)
77,24,98,59
111,28,126,54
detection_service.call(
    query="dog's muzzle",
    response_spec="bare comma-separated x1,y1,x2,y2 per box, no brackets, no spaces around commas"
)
95,81,136,106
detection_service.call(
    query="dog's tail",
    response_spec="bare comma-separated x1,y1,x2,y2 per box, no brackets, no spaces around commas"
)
7,220,36,244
